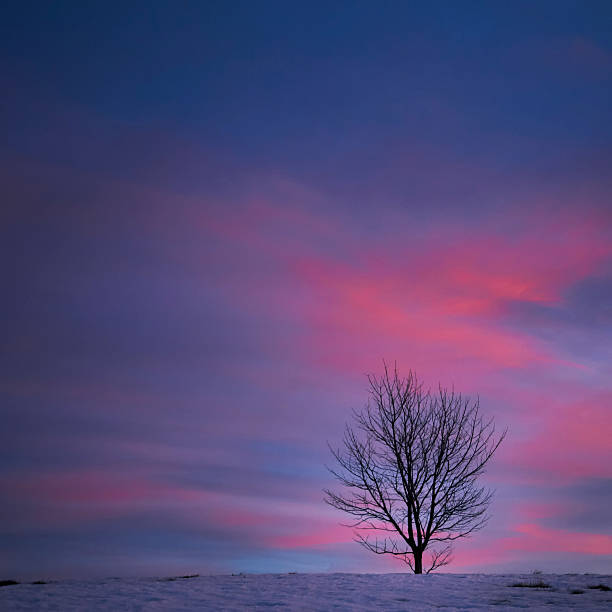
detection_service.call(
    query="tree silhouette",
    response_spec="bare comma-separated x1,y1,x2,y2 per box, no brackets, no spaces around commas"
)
325,365,506,574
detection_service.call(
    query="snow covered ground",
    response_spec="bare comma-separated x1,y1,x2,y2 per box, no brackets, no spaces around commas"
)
1,572,611,610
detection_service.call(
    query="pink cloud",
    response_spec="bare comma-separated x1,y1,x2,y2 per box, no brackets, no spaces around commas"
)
268,522,354,549
3,469,217,527
293,254,550,371
507,393,612,482
506,523,612,556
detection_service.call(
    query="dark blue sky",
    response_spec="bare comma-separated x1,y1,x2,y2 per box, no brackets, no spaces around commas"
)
2,1,612,577
5,2,612,165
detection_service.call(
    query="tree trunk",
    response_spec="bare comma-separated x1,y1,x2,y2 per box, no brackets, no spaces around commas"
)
413,550,423,574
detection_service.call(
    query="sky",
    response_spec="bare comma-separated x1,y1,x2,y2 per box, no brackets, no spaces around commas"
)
1,1,612,578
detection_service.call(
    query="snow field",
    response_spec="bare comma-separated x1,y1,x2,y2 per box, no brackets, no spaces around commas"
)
1,572,611,611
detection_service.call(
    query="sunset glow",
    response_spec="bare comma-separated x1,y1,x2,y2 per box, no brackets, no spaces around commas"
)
2,1,611,578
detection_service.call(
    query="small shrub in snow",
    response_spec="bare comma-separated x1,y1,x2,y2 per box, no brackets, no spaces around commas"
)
158,574,199,582
587,583,611,591
509,580,551,589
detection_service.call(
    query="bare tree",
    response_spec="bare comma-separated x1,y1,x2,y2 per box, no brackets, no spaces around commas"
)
324,365,506,574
